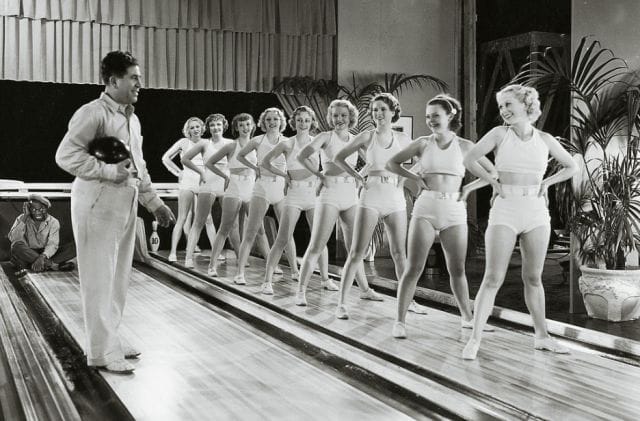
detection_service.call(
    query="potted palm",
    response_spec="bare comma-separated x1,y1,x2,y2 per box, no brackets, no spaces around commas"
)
274,73,448,261
514,36,640,321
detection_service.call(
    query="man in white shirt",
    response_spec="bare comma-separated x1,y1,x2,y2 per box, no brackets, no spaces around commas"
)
56,50,175,374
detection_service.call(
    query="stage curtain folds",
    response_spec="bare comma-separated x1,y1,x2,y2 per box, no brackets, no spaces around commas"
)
0,0,335,91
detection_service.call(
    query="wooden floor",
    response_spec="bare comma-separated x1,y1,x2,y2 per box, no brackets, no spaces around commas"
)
26,269,414,421
153,250,640,421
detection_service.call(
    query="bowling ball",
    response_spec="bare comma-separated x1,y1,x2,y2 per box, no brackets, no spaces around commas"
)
88,136,131,164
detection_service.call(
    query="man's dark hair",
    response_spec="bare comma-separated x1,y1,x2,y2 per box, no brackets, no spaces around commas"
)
100,51,138,85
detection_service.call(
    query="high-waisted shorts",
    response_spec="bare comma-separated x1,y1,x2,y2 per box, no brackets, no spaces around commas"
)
412,190,466,231
317,176,358,212
285,178,317,211
253,175,286,205
225,174,254,203
179,167,201,193
199,169,227,195
358,175,406,218
488,185,550,234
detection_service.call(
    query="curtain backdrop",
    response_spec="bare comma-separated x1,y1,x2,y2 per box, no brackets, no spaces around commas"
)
0,0,336,91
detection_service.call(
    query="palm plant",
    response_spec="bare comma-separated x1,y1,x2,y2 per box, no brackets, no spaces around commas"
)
513,36,640,269
273,73,447,256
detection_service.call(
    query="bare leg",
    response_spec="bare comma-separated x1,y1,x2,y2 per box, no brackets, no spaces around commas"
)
339,206,375,294
208,196,242,273
264,206,302,284
274,201,299,277
439,224,473,322
396,217,435,324
336,206,380,317
382,210,408,280
169,190,195,259
304,209,330,282
204,212,216,250
462,225,516,359
235,197,270,280
185,193,216,266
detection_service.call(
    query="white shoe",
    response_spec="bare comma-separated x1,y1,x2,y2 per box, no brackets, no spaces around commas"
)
184,259,194,268
335,305,349,319
194,246,202,254
233,274,246,285
168,253,177,262
392,321,407,338
207,266,218,277
218,253,226,261
274,266,283,275
291,272,300,281
462,338,480,360
321,279,339,291
461,318,495,332
261,282,274,295
295,291,307,306
407,300,428,315
360,288,384,301
534,337,569,354
98,359,135,374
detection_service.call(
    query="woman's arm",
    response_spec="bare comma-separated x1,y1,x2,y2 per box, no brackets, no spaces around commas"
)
262,139,290,179
297,133,327,178
180,142,206,180
463,127,504,186
205,142,235,181
237,138,261,173
386,138,426,181
540,133,579,193
335,131,371,182
161,140,184,177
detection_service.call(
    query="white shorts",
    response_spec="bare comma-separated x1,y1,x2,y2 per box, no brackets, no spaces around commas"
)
253,176,286,205
178,168,200,193
285,179,317,211
317,176,358,211
225,174,254,203
358,176,406,218
488,185,550,234
199,170,227,195
412,190,466,231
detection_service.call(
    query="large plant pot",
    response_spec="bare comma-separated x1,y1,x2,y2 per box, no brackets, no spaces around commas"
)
579,266,640,322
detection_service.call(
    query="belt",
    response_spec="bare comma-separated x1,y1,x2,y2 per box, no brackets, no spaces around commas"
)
501,185,540,197
324,176,355,184
231,174,253,181
290,179,315,188
259,175,281,182
421,190,460,200
367,175,400,185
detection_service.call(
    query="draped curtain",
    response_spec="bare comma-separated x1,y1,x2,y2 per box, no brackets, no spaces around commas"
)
0,0,336,91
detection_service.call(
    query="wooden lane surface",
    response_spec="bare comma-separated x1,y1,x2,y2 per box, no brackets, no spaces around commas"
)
26,270,414,421
162,251,640,421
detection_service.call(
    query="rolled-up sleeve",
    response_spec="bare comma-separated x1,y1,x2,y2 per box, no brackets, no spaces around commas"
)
43,219,60,258
55,104,118,181
7,216,26,244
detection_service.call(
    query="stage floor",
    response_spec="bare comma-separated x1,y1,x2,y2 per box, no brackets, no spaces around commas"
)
21,251,640,420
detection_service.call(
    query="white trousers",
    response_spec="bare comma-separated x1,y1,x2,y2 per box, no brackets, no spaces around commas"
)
71,178,138,366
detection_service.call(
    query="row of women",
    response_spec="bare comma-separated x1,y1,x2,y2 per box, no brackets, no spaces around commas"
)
160,84,577,360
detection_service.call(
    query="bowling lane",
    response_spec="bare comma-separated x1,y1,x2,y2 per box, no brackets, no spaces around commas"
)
26,270,416,421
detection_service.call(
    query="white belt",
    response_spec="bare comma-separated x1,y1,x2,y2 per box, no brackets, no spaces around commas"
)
421,190,460,200
367,175,400,185
501,185,540,197
259,175,281,182
324,176,355,184
290,179,315,188
231,174,253,181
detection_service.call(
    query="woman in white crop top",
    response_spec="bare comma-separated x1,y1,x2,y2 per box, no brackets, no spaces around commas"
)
294,99,383,306
161,117,214,262
386,94,497,338
232,108,298,285
203,113,274,277
257,106,335,294
332,93,412,319
461,84,577,360
181,113,232,267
